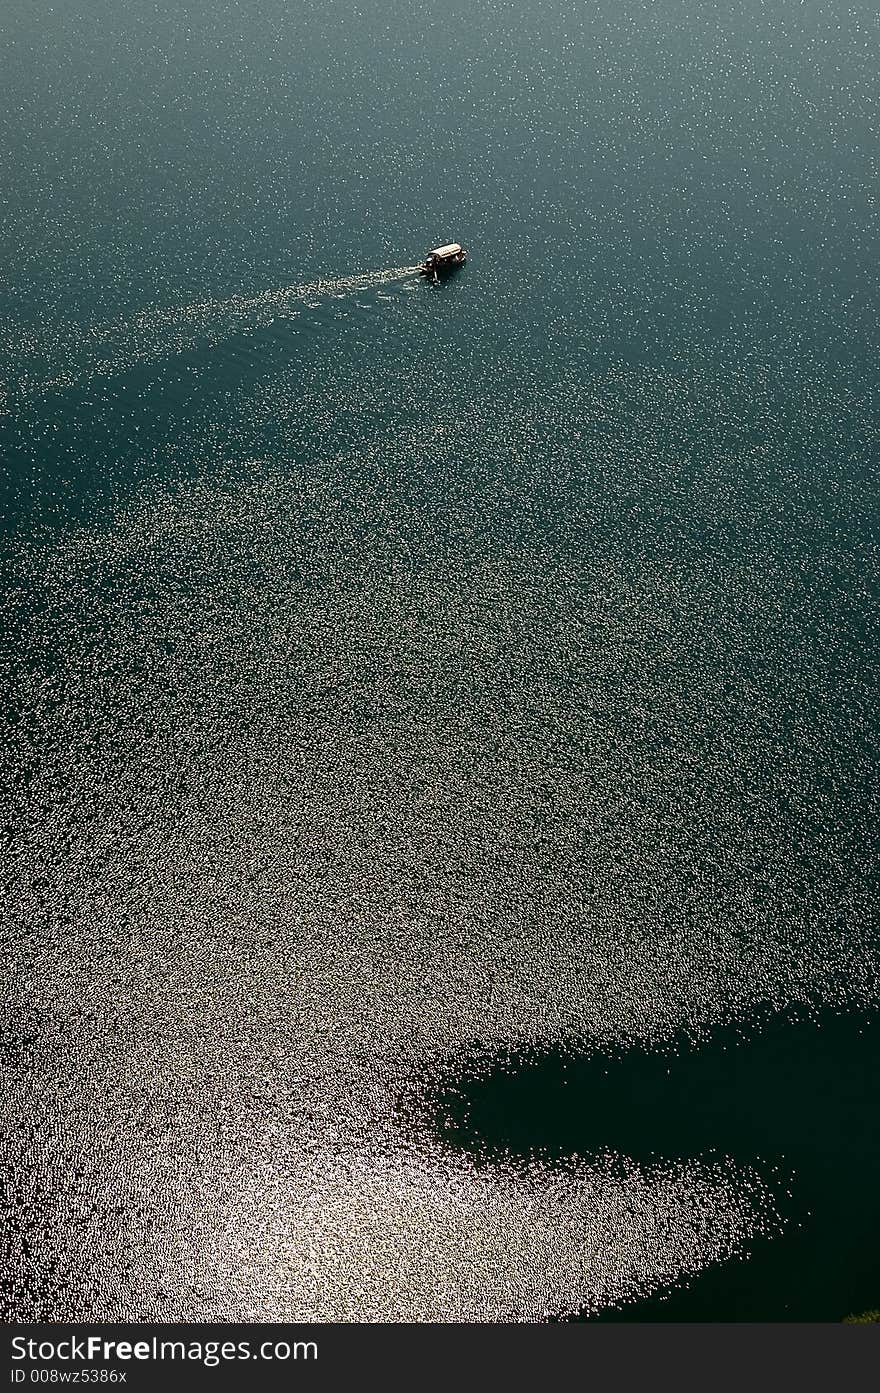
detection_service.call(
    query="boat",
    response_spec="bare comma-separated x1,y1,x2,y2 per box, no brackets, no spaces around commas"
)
420,242,468,284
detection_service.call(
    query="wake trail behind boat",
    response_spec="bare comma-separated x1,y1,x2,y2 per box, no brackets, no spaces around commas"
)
3,265,423,404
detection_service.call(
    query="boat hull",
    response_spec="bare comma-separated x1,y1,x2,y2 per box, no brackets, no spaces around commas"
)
421,250,468,279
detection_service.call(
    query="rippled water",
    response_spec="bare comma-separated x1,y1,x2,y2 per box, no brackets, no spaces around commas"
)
2,1,878,1321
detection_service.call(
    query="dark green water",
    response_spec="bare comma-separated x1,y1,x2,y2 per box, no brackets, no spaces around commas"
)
1,1,877,1322
435,1010,880,1320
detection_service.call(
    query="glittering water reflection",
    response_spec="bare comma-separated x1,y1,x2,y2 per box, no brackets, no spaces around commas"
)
2,0,878,1320
3,393,876,1316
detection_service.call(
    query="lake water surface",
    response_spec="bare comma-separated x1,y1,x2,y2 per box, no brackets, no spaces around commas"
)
2,0,878,1321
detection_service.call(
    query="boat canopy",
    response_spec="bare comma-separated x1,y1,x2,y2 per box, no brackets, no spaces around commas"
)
429,243,462,258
